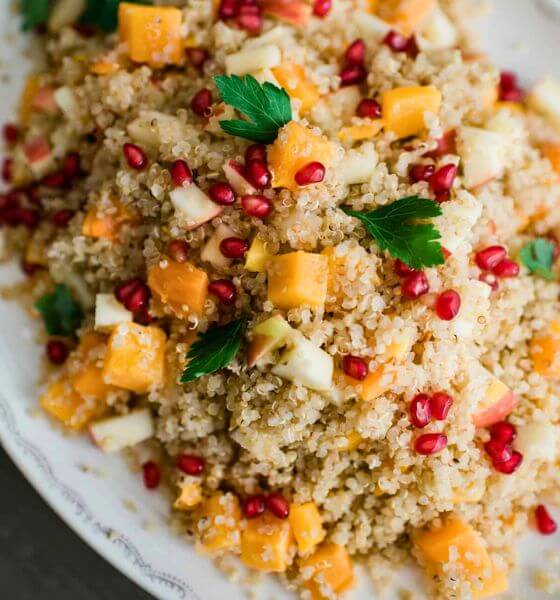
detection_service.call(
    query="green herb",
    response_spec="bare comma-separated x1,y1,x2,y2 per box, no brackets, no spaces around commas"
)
342,195,445,269
21,0,50,31
213,75,292,143
35,284,83,337
520,238,556,280
181,318,248,383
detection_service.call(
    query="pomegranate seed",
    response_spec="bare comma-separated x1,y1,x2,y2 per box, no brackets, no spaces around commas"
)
208,279,237,306
242,495,266,519
245,144,267,163
2,158,12,182
246,160,271,189
430,164,457,193
489,421,517,445
415,433,447,455
170,160,193,187
356,98,382,119
220,236,249,259
134,306,154,325
430,392,453,420
46,340,68,365
499,71,524,102
115,278,143,304
186,47,209,69
176,454,204,476
409,393,432,428
73,23,95,37
426,130,457,158
492,258,519,278
123,143,147,170
475,245,507,271
500,71,518,92
29,186,42,205
435,289,461,321
63,153,80,179
394,259,417,277
142,461,161,489
52,209,75,227
42,171,66,187
383,30,409,52
401,271,429,299
535,505,557,535
265,492,290,519
405,36,420,59
209,182,236,206
345,39,366,66
219,0,237,19
493,450,523,474
236,5,263,33
312,0,331,17
435,190,450,203
485,439,513,464
342,355,368,381
479,272,499,291
294,161,325,186
339,64,367,86
500,87,524,103
167,239,190,263
3,123,19,144
21,260,39,276
17,208,41,229
115,278,149,312
191,88,213,117
241,194,272,218
409,163,435,183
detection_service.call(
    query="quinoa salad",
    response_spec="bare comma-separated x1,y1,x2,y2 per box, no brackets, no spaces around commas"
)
2,0,560,598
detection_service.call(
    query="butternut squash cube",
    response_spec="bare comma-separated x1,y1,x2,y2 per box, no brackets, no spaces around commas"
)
300,543,355,600
349,364,392,402
289,502,326,555
338,121,384,142
19,74,41,125
82,200,134,242
118,3,183,67
473,562,509,599
245,235,273,273
271,61,320,114
174,480,203,510
531,320,560,378
382,86,442,139
148,260,208,317
378,0,436,35
541,142,560,174
268,122,334,191
198,493,241,553
90,59,122,76
71,363,114,402
267,251,329,309
103,323,166,393
240,513,293,573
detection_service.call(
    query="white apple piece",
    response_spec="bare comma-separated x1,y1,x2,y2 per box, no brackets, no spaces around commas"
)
341,144,378,185
94,293,133,332
244,26,292,49
272,331,334,392
48,0,86,32
53,86,80,121
352,12,391,40
252,68,281,87
89,408,155,453
200,223,236,269
420,7,458,49
458,126,507,189
527,76,560,129
247,315,293,367
127,111,189,149
170,184,223,230
223,159,257,196
514,422,558,463
225,44,281,76
23,136,54,177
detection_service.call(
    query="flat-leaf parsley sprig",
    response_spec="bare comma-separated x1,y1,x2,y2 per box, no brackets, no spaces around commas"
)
520,238,556,280
181,318,248,383
342,195,445,270
213,74,292,143
35,284,83,337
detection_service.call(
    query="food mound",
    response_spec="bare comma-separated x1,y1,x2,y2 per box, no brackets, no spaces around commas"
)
1,0,560,598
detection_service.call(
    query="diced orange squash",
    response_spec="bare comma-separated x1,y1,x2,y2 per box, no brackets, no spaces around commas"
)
268,121,334,191
82,200,135,241
198,493,242,553
482,84,499,109
77,332,106,356
367,0,379,13
245,235,273,273
494,100,524,114
271,61,320,114
473,378,517,428
103,323,166,393
118,3,183,67
289,502,325,555
337,430,363,451
241,513,293,573
348,364,392,402
382,86,442,139
530,320,560,378
267,251,329,309
90,59,122,75
378,0,436,35
148,260,208,317
541,142,560,174
300,543,355,600
71,363,114,402
338,121,384,142
19,75,41,125
174,480,203,510
473,562,509,599
451,481,484,504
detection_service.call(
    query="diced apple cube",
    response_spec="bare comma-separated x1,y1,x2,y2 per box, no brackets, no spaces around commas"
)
352,12,391,40
245,235,273,272
473,376,517,428
23,136,53,177
420,6,458,49
94,293,132,332
241,513,293,573
223,159,257,196
459,126,506,189
53,86,79,120
170,184,223,231
200,223,236,270
341,144,378,184
32,86,59,114
514,422,558,463
259,0,312,26
247,314,293,367
527,76,560,130
89,408,154,453
127,111,189,149
225,44,282,76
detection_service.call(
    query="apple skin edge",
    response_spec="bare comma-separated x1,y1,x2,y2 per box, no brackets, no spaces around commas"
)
473,390,518,428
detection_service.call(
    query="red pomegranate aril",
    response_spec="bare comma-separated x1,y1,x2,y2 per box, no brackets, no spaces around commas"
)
345,39,366,66
402,271,429,299
409,393,432,428
339,64,367,86
430,392,453,420
46,340,68,365
246,159,271,189
312,0,331,17
115,278,143,304
500,87,524,103
42,171,66,187
493,450,523,474
356,98,382,119
208,279,237,306
245,143,267,163
492,258,519,278
435,289,461,321
406,35,420,58
383,30,409,52
2,158,12,182
430,163,457,193
535,505,557,535
177,454,205,476
123,143,147,170
220,237,249,259
427,130,457,158
415,433,447,455
142,461,161,490
294,161,325,186
489,421,517,445
265,492,290,519
484,439,513,464
479,272,499,291
63,153,80,179
191,88,213,117
236,5,263,33
219,0,237,19
134,306,154,326
241,194,273,218
125,284,149,312
17,208,41,229
208,182,236,206
435,190,450,203
409,163,435,183
170,160,193,187
21,260,39,276
186,47,209,69
394,259,417,277
500,71,517,92
3,123,19,144
167,239,190,263
342,355,368,381
475,245,507,271
52,208,75,227
242,495,266,519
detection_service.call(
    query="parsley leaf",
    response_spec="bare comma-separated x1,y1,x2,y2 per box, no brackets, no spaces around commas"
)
35,284,84,337
213,75,292,143
520,238,555,280
342,195,445,269
81,0,151,32
181,318,248,383
21,0,50,31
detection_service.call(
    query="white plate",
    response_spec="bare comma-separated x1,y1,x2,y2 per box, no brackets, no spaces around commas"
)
0,3,558,599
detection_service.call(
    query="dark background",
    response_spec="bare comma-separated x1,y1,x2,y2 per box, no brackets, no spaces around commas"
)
0,448,152,599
